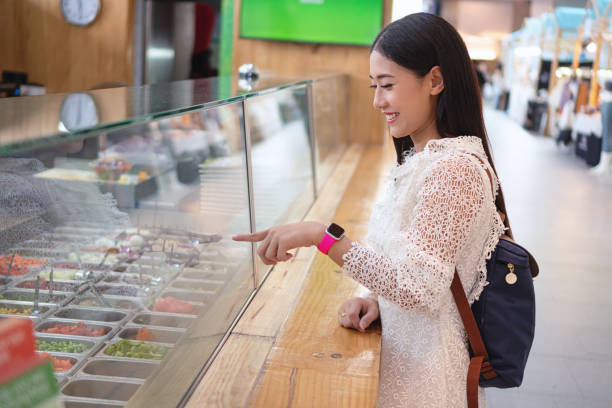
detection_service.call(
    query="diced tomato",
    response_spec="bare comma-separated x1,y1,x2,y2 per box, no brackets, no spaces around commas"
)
40,352,74,372
153,297,195,315
40,322,107,337
136,327,153,341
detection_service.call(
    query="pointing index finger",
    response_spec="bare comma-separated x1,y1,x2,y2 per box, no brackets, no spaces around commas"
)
232,230,268,242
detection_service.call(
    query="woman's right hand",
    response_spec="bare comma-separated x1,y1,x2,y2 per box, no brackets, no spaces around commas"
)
338,297,379,332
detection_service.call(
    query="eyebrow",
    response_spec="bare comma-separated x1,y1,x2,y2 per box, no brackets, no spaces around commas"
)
368,74,395,80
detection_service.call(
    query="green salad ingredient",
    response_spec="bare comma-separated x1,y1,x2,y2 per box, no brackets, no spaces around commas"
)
36,339,89,353
104,339,168,360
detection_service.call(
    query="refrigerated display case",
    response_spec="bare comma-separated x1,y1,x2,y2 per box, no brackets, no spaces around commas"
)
0,73,348,407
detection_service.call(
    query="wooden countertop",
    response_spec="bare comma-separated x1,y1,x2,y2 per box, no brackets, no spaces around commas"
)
185,143,394,407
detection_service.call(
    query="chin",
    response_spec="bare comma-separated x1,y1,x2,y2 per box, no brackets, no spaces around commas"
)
389,128,409,139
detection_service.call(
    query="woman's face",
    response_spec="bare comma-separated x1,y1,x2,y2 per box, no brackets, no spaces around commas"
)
369,50,438,138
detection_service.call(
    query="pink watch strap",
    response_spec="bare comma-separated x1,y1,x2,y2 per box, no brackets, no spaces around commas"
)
317,232,336,255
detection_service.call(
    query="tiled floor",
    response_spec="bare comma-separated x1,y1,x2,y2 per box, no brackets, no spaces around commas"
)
483,108,612,407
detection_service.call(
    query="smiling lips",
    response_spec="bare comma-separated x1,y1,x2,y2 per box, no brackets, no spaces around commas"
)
384,112,399,123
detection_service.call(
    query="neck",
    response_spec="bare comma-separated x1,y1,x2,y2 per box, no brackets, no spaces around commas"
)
410,115,441,152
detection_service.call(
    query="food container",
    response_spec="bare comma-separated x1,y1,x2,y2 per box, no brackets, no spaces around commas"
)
61,398,125,408
79,357,160,381
36,333,99,356
37,350,83,378
99,338,171,361
53,307,130,325
65,252,120,266
73,295,143,310
0,252,48,277
130,312,195,329
117,326,185,345
94,284,149,298
38,267,95,281
37,319,116,340
61,378,143,402
16,278,79,293
121,263,180,281
0,300,53,318
182,262,231,275
179,268,226,281
149,297,205,315
53,262,109,272
7,248,66,259
170,278,223,292
0,290,68,304
159,289,214,304
131,252,166,264
103,272,161,287
195,249,239,264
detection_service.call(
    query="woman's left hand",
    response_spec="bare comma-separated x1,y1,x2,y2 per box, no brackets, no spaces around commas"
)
232,221,325,265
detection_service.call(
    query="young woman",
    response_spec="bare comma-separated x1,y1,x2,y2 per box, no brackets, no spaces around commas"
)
233,13,510,408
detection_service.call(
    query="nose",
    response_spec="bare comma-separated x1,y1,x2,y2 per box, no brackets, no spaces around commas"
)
372,88,387,110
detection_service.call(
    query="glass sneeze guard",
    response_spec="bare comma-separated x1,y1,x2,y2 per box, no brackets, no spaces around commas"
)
0,75,310,156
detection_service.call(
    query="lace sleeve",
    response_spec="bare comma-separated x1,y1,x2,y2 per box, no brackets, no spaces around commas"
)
342,155,487,313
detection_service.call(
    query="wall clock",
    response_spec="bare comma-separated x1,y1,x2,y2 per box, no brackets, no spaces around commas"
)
60,0,101,26
59,93,99,132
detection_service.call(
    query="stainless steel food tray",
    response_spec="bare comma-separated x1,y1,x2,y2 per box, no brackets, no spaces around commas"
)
158,288,215,304
128,312,196,329
179,267,227,281
36,333,102,357
61,397,125,408
93,283,151,299
169,278,223,293
52,306,132,326
61,377,143,403
117,325,186,345
97,337,174,362
36,318,117,341
0,300,55,319
12,277,81,293
72,294,144,311
102,272,162,288
77,357,160,381
36,350,85,379
0,289,72,305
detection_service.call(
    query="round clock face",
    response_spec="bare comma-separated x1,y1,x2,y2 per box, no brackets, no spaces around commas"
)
59,93,99,132
60,0,101,26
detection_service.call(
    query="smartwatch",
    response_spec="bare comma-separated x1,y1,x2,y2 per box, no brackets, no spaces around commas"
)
317,223,345,255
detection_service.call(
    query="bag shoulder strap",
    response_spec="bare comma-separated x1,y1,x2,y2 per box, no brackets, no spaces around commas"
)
451,270,498,408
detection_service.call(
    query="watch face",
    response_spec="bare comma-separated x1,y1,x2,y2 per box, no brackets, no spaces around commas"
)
327,223,345,239
61,0,101,26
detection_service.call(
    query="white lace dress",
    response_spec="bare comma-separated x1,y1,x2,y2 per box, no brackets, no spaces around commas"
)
342,136,505,408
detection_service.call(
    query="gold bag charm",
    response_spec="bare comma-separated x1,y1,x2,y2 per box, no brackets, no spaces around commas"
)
505,263,517,285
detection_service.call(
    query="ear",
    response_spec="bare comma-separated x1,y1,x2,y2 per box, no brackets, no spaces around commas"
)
429,66,444,96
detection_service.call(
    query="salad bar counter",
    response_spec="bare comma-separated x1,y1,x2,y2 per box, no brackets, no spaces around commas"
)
0,73,348,407
1,222,246,406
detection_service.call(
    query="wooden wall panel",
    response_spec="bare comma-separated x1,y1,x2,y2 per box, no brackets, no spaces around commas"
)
0,0,134,94
231,0,392,145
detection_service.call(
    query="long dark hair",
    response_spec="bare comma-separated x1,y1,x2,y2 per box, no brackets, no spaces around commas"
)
372,13,512,237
